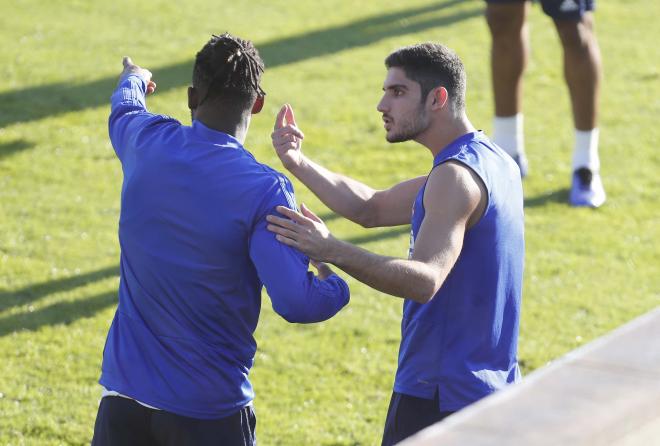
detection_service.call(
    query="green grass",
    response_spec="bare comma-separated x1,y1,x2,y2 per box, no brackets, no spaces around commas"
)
1,0,659,444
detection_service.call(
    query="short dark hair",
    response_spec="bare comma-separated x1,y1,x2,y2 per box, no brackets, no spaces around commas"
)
385,43,466,112
193,33,265,111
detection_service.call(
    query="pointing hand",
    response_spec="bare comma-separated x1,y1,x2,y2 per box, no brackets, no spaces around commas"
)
119,56,157,95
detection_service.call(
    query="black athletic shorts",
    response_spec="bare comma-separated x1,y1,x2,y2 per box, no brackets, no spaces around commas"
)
381,391,454,446
485,0,595,20
91,396,256,446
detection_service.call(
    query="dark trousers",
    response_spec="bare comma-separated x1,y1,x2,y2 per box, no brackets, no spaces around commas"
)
91,396,256,446
381,391,454,446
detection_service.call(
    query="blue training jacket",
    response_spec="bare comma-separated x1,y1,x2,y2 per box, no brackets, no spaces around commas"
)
394,131,524,411
99,75,349,419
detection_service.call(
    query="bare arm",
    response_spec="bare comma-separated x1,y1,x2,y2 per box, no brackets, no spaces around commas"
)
272,104,424,227
266,162,486,303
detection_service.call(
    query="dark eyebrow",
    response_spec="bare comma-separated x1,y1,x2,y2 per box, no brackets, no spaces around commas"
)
383,84,408,92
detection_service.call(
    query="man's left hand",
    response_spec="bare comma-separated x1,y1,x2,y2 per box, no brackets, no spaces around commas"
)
266,204,336,263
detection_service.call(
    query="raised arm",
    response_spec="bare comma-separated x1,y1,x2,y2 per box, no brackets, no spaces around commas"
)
266,161,486,303
109,57,170,160
271,104,424,228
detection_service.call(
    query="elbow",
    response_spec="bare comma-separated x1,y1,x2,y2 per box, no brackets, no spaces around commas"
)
276,307,334,324
270,290,314,323
409,292,434,305
277,309,306,324
409,278,442,304
269,274,349,323
359,214,379,228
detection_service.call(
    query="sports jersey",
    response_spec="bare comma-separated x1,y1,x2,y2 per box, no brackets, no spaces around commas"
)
394,131,524,411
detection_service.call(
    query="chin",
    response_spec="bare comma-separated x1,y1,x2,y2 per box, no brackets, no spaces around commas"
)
386,132,410,143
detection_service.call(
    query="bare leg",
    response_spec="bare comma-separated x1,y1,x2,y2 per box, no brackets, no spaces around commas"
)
556,13,605,207
554,13,601,131
486,1,530,117
486,2,530,175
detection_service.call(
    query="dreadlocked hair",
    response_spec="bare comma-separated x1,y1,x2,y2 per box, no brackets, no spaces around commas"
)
193,33,265,110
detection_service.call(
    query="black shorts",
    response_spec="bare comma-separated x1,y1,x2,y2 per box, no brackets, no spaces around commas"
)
91,396,256,446
381,391,454,446
486,0,595,20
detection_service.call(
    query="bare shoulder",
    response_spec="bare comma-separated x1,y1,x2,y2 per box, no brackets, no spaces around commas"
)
423,160,487,228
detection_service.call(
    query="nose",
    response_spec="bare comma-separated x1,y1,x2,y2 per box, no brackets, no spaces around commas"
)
376,95,388,113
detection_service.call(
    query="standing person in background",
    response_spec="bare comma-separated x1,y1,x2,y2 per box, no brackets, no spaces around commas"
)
267,43,524,445
91,33,349,446
486,0,605,207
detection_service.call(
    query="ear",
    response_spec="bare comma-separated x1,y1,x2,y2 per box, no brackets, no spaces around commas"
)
430,87,449,111
251,96,265,115
188,86,199,111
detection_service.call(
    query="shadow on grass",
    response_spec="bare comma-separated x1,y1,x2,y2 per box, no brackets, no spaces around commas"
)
345,226,410,245
0,0,481,128
524,188,570,208
0,291,116,337
0,265,119,313
0,223,408,335
0,139,33,160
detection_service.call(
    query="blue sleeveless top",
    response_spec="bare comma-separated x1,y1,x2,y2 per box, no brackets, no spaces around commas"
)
394,131,524,411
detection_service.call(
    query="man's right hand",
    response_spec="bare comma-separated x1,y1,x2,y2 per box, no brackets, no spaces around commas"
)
271,104,305,171
119,56,156,95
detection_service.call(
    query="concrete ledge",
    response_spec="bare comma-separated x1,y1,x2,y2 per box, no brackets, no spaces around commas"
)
400,306,660,446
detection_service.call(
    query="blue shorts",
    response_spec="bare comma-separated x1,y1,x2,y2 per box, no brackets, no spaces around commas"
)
486,0,595,20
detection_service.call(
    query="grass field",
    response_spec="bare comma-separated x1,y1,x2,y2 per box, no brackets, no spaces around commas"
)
1,0,659,444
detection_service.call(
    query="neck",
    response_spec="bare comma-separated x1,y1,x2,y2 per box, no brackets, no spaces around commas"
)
193,107,250,144
416,112,476,157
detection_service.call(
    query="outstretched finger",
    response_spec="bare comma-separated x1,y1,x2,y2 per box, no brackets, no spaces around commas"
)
266,214,299,230
300,203,322,223
275,206,313,225
275,234,298,248
274,105,287,130
284,104,296,126
266,224,299,240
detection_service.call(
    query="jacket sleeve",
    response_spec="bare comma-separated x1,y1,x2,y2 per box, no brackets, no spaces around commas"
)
248,175,350,323
108,74,177,162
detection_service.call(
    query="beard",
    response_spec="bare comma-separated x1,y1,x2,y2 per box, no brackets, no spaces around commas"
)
385,105,430,143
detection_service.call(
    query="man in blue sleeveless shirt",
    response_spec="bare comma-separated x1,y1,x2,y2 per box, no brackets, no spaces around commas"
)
267,44,524,445
91,34,349,446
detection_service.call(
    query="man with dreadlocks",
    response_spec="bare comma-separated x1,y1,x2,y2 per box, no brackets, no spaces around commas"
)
91,33,349,445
